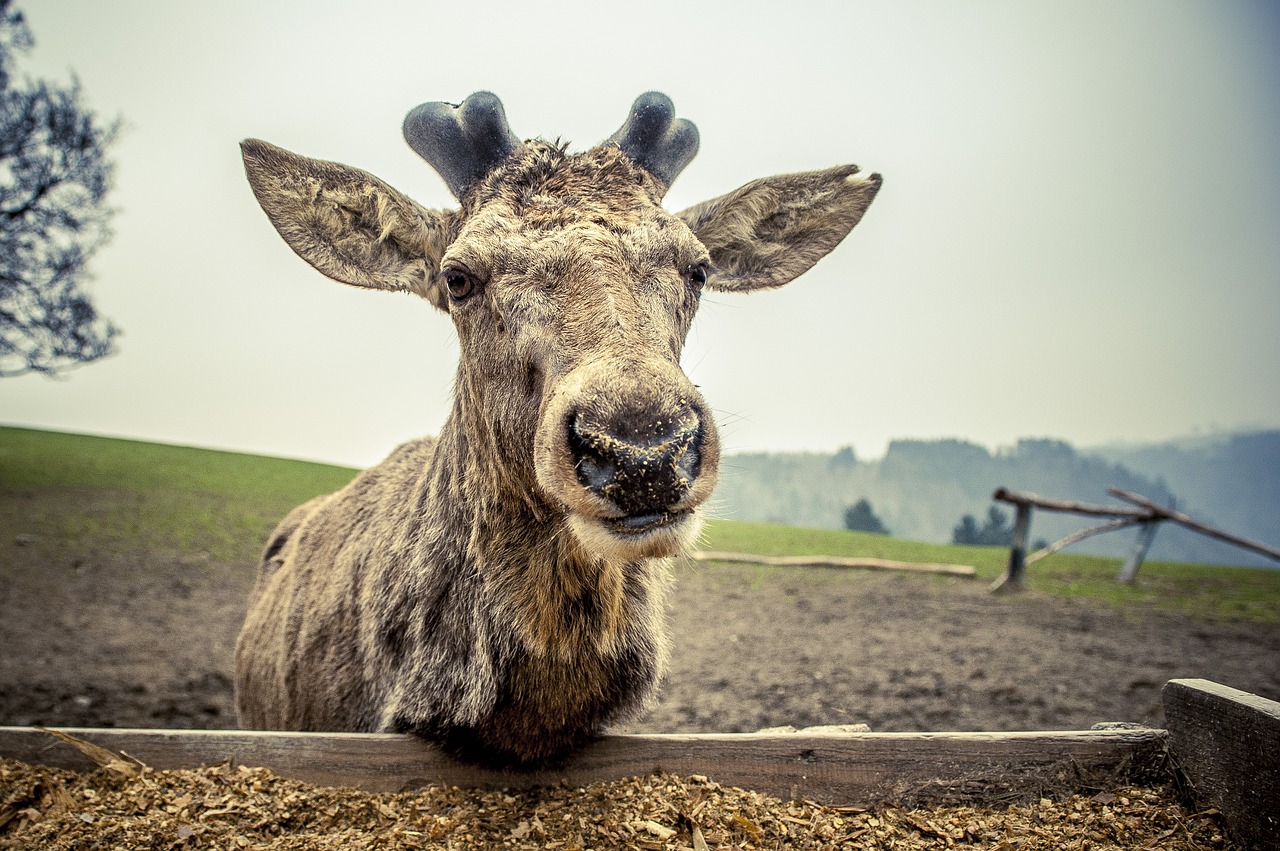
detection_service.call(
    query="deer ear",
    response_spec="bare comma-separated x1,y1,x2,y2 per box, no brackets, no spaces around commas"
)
241,139,457,311
677,165,881,293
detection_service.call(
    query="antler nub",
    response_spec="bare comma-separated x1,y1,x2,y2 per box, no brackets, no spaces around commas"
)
606,92,700,188
403,91,521,200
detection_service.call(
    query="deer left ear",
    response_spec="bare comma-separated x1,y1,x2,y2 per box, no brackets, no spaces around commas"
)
241,139,457,311
677,165,881,293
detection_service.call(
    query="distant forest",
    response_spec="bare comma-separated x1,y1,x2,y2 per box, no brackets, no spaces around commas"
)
713,430,1280,567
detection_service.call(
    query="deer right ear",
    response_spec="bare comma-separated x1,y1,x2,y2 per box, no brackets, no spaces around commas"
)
241,139,457,311
678,164,881,293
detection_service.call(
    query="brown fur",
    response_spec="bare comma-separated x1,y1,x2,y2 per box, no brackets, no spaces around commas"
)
235,106,880,766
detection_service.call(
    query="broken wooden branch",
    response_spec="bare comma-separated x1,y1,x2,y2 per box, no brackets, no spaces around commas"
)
1026,517,1145,565
689,551,975,578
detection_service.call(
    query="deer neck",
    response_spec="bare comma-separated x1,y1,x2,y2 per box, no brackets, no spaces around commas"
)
426,393,654,659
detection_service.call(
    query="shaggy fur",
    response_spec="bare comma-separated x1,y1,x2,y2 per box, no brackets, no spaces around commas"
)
235,98,881,766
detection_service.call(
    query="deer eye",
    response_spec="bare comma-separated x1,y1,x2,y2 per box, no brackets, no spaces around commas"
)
442,268,477,301
685,262,710,293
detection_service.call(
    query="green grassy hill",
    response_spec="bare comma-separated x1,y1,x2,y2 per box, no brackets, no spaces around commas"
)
0,426,357,565
3,426,1277,621
703,519,1280,621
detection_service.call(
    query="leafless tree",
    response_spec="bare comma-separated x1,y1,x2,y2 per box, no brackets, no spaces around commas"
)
0,0,119,377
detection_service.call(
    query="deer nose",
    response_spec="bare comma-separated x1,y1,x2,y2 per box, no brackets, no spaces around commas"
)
568,411,703,516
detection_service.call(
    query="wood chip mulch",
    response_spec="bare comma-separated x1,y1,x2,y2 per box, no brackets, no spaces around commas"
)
1,757,1229,850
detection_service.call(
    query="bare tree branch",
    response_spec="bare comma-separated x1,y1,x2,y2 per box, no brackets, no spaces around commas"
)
0,0,119,377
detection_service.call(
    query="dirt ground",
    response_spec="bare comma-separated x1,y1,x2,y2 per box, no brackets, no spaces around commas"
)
2,532,1278,737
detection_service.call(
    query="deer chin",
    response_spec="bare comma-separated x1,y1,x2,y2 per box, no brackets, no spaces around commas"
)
567,507,704,561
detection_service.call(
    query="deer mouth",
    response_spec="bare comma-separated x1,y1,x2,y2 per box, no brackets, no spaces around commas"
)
567,504,703,561
604,508,692,536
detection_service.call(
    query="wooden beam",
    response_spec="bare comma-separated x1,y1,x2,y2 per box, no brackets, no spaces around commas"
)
993,487,1150,520
1026,517,1144,565
690,551,975,578
0,726,1166,808
1108,488,1280,562
1162,679,1280,850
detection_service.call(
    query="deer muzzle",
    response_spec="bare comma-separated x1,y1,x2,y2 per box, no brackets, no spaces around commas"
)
534,360,719,559
569,409,703,526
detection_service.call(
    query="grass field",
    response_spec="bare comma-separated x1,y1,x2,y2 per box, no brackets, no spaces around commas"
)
3,426,1277,622
0,426,356,565
704,518,1280,622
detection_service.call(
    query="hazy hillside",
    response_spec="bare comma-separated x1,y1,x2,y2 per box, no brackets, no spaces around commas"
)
1091,430,1280,533
714,432,1280,567
1089,430,1280,567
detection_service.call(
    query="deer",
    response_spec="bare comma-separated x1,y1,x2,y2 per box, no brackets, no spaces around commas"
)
234,91,881,766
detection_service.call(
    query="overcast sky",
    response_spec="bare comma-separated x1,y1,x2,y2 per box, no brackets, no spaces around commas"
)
4,1,1278,468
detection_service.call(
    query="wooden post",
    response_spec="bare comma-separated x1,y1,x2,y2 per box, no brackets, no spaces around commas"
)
991,503,1032,593
1163,679,1280,850
1117,519,1159,583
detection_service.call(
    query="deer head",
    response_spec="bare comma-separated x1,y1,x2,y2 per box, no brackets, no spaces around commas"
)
240,92,880,562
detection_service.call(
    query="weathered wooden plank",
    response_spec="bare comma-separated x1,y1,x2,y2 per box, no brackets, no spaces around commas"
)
1163,678,1280,850
691,551,975,578
0,726,1166,807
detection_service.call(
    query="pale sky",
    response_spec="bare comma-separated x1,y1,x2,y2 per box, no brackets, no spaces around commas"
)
3,0,1278,468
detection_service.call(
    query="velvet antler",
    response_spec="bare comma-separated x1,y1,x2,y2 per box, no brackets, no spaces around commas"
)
605,92,699,189
403,92,521,200
404,92,698,198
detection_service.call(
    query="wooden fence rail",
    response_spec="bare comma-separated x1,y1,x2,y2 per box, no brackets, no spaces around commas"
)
1,680,1273,844
990,486,1280,591
0,675,1269,844
0,726,1164,808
